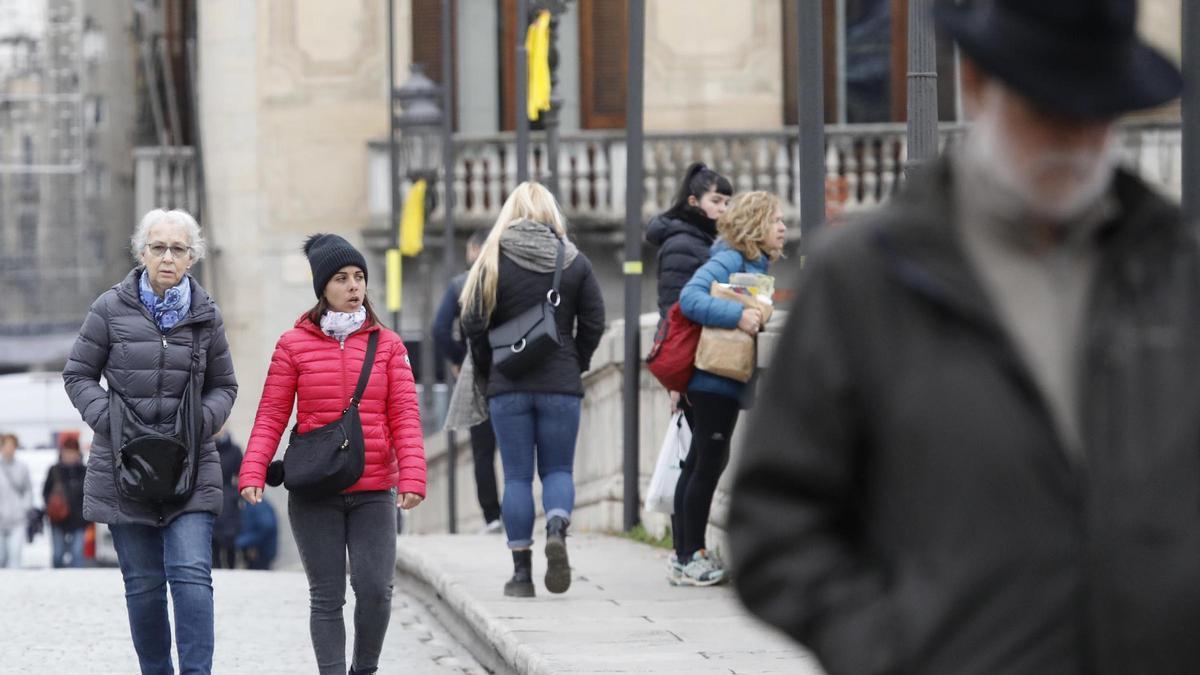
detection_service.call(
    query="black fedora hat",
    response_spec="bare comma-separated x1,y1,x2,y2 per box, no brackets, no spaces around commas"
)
934,0,1182,119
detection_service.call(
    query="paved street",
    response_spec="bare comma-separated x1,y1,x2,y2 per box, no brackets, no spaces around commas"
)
397,533,825,675
0,568,486,674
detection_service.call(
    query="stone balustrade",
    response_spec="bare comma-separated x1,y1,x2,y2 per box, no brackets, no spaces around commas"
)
364,120,1183,231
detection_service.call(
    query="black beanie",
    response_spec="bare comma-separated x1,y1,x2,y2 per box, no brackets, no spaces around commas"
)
303,233,368,299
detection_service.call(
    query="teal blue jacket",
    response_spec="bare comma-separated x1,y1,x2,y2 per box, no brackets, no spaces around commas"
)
679,239,769,400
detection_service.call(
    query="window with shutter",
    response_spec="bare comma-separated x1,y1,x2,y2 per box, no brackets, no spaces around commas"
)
782,0,840,126
499,0,627,130
579,0,627,129
410,0,457,127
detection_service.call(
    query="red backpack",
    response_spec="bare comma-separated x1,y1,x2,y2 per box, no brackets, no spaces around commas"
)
646,302,702,392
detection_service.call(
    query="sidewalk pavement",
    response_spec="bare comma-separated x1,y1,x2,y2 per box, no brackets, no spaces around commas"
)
0,568,486,673
395,533,827,675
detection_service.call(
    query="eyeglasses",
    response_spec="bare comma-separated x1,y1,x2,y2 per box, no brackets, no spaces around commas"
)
145,243,192,259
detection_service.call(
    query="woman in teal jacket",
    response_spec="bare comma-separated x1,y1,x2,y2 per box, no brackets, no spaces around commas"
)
673,191,787,586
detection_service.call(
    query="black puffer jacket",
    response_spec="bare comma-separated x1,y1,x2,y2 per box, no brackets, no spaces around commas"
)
463,237,606,399
645,208,718,316
63,268,238,527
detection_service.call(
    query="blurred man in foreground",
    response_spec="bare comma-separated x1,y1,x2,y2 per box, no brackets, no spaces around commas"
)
730,1,1197,673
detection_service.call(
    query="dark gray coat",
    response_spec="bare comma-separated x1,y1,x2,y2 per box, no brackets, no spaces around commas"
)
729,161,1200,675
63,268,237,526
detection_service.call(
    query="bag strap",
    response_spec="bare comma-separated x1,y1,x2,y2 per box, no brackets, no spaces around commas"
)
547,225,565,307
348,330,380,408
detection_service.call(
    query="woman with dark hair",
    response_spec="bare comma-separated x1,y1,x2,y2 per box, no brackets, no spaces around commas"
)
646,162,734,317
238,234,426,675
646,163,733,568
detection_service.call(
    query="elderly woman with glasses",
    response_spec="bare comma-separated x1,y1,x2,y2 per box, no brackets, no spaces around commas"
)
63,208,237,675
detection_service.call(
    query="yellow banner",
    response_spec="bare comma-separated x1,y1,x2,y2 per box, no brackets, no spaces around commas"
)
526,10,551,121
386,248,402,312
400,179,426,257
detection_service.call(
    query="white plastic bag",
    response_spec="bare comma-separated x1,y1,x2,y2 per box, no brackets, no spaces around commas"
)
645,411,692,514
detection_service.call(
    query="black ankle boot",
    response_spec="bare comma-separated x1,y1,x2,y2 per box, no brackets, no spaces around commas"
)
348,666,378,675
544,515,571,594
504,549,535,597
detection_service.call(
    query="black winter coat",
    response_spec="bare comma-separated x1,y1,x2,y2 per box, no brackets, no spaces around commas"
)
729,160,1200,675
63,268,238,527
463,249,606,398
645,208,717,316
43,463,87,531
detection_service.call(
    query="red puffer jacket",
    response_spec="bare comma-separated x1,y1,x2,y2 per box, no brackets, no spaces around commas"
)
239,316,425,496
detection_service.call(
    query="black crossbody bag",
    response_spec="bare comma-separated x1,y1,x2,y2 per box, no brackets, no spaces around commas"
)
111,325,204,504
283,330,378,499
487,230,564,379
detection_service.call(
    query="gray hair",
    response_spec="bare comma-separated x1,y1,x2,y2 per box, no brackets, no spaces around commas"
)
130,208,207,263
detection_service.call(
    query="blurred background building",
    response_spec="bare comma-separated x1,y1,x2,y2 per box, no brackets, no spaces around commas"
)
0,0,1185,428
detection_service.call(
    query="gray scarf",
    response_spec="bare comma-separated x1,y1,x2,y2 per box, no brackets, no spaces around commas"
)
499,219,578,272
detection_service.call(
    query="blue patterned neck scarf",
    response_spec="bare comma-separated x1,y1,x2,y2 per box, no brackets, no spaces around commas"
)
139,269,192,333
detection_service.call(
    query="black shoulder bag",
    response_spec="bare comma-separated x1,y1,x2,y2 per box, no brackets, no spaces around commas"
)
112,326,204,504
487,231,564,379
283,330,378,499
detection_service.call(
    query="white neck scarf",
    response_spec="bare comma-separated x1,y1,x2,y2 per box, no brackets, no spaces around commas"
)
320,307,367,340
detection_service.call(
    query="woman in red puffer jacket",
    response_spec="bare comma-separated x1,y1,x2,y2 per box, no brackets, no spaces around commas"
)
238,233,425,675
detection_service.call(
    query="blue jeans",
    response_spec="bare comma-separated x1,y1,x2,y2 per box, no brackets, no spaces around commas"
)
51,526,86,568
110,512,215,675
488,392,581,549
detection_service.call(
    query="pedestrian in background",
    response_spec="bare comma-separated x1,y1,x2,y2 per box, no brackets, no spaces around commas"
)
433,229,503,534
0,432,32,569
235,497,277,571
211,427,243,569
729,2,1199,673
646,163,733,553
460,182,606,597
670,192,786,587
63,207,237,675
239,233,425,675
43,436,88,568
646,162,733,318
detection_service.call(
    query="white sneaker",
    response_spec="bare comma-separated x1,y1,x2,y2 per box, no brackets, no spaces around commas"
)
478,519,504,535
666,553,685,585
677,550,725,587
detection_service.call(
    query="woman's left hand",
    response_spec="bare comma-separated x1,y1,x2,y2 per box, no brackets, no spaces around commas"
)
398,492,424,510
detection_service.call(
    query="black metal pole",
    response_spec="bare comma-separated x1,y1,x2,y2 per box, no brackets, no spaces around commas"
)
441,0,458,534
622,0,645,533
906,0,939,170
1184,0,1200,223
542,3,566,200
388,0,401,331
797,0,825,241
515,0,530,183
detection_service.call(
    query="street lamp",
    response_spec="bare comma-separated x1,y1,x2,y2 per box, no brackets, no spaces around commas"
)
394,63,443,201
393,64,445,439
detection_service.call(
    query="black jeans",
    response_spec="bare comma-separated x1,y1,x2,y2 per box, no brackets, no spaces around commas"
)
469,421,502,524
674,391,740,561
289,490,397,675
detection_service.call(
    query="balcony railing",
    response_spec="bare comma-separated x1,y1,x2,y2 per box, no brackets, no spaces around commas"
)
367,120,1183,230
133,146,198,217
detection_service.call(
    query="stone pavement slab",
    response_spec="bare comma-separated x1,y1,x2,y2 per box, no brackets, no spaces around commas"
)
395,533,827,675
0,567,486,674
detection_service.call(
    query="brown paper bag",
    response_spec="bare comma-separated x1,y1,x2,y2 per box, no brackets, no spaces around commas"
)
693,282,773,383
